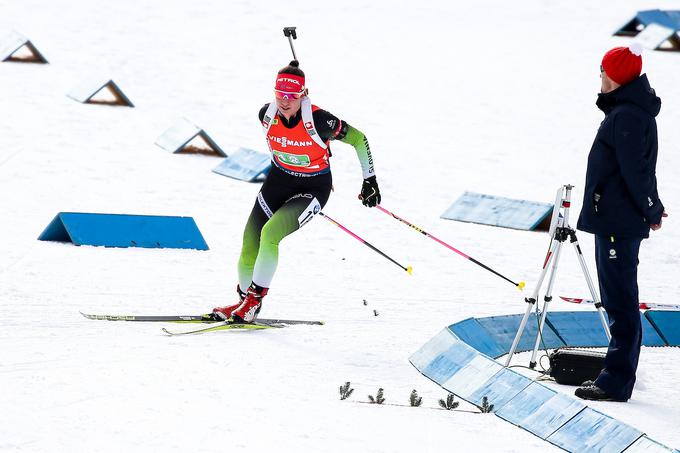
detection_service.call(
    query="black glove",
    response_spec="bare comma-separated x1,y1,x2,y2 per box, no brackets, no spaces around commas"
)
359,176,381,208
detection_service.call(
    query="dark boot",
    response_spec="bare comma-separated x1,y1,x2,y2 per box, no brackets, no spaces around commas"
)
575,384,627,402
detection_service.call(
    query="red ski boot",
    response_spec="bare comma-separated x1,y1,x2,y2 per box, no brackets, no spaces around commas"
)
231,284,268,323
212,285,247,321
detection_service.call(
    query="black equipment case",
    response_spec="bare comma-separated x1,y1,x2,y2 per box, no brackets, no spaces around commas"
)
548,349,606,386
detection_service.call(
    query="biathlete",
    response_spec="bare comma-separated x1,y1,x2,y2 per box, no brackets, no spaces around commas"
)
212,60,380,323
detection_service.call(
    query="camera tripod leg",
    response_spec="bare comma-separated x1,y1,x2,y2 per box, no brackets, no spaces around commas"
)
505,237,561,367
529,240,564,368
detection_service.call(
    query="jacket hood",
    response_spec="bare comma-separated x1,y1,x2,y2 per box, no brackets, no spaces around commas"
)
596,74,661,117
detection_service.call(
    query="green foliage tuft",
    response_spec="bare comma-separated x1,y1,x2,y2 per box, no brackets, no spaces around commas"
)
339,381,354,400
480,396,495,413
438,393,459,410
368,388,385,404
409,389,422,407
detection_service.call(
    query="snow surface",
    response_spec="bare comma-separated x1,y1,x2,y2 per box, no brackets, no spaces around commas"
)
1,0,679,452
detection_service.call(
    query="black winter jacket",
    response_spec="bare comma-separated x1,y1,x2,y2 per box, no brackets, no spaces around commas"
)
577,74,664,238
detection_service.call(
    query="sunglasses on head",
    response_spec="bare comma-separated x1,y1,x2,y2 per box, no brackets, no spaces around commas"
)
275,90,305,100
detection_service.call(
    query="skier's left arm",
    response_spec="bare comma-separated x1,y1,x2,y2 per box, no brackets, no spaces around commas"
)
314,110,380,208
613,112,664,225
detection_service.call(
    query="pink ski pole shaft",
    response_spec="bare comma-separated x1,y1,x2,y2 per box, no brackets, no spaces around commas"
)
319,212,412,275
375,205,524,289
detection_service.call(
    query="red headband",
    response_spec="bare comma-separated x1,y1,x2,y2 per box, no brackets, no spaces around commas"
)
275,73,305,93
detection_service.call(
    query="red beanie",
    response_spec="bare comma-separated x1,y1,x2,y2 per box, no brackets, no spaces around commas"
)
601,43,643,85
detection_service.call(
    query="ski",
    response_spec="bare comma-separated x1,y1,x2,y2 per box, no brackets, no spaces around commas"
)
80,311,324,325
80,312,217,323
559,296,680,311
162,322,274,336
161,318,322,336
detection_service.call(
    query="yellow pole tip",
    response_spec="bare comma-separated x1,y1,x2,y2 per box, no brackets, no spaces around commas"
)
406,266,413,275
517,281,526,290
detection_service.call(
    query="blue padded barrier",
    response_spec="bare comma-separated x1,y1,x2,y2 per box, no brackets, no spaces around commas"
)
639,313,669,346
441,191,553,231
635,10,680,30
625,435,680,452
409,329,672,452
414,318,678,452
475,314,565,355
212,148,271,182
546,311,666,348
447,317,506,358
38,212,208,250
615,10,680,36
645,311,680,346
546,311,609,348
466,366,533,409
409,329,478,386
496,382,586,439
439,353,506,404
546,407,643,452
411,329,532,411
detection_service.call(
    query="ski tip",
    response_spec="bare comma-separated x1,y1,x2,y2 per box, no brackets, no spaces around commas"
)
406,266,413,275
517,281,526,291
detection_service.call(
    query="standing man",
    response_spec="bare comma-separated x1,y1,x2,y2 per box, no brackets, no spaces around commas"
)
212,60,380,323
576,43,667,402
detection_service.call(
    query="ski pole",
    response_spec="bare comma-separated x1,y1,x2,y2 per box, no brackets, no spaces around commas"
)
375,205,524,289
283,27,298,60
319,212,413,275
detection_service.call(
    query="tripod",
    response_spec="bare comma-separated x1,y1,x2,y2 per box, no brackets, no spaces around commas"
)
504,184,611,368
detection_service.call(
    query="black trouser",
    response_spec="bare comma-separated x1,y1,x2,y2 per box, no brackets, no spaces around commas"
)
593,234,643,401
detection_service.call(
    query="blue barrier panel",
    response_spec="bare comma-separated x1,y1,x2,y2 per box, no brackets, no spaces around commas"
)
547,407,643,452
615,10,680,36
413,331,531,411
546,311,609,348
441,191,553,231
645,311,680,346
412,325,678,452
625,435,680,452
497,382,586,439
439,353,505,401
475,314,565,355
409,329,478,385
38,212,209,250
547,311,666,347
448,317,506,358
467,367,533,409
639,312,668,346
636,10,680,30
212,148,271,182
